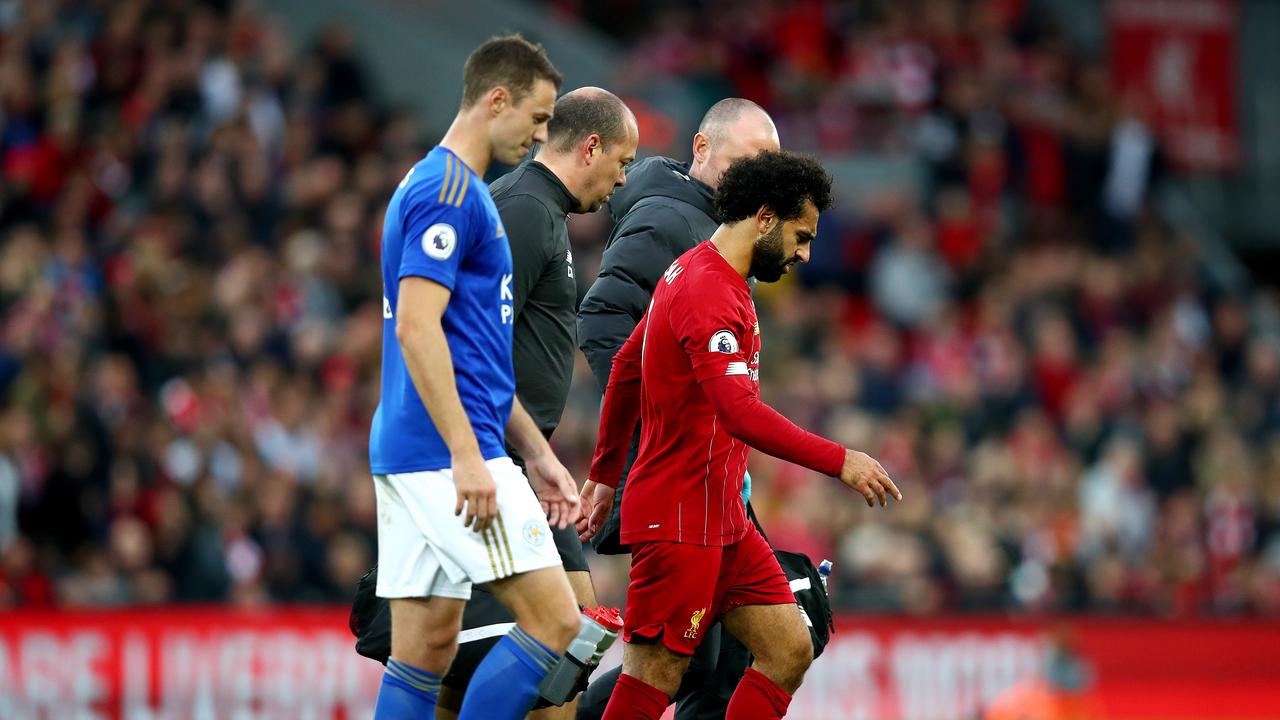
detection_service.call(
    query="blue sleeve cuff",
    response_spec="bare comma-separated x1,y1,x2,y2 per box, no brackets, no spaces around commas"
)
398,264,457,292
741,469,752,505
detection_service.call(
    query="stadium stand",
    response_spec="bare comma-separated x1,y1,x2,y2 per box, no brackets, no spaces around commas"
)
1,0,1278,622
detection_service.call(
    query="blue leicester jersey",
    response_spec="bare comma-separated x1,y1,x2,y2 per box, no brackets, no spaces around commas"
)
370,147,515,473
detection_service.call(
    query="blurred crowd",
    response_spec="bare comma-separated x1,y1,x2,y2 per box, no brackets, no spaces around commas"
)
554,0,1280,616
2,0,1279,616
0,0,404,606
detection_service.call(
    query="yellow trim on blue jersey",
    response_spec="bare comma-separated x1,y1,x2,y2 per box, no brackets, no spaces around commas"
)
438,155,454,203
452,172,470,207
445,159,465,206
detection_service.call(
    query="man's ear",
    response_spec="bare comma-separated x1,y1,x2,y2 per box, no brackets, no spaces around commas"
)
584,134,602,163
487,86,510,116
756,205,777,233
692,132,711,164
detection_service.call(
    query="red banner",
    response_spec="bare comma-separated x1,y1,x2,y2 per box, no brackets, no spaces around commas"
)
0,608,381,719
794,616,1280,720
1108,0,1240,172
2,609,1279,719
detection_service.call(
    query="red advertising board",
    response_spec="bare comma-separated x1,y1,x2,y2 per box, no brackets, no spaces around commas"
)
1,608,1279,719
1108,0,1240,172
0,608,381,719
793,615,1280,720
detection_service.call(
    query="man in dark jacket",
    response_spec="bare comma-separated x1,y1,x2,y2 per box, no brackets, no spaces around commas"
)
575,98,778,720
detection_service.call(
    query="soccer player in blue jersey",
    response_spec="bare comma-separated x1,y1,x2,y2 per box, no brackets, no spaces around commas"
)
368,36,582,720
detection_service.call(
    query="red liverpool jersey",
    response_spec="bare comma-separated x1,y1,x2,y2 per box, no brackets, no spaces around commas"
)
591,241,847,546
608,241,758,545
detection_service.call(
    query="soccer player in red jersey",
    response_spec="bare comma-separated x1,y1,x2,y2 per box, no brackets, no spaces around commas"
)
578,150,902,720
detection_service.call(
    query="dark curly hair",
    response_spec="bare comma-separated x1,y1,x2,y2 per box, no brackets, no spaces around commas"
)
714,150,833,223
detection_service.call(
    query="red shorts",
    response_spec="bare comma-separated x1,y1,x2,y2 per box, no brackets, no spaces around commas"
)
622,526,794,655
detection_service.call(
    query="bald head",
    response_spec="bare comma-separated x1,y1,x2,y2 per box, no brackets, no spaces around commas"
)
545,86,635,154
690,98,780,189
697,98,772,143
538,86,639,213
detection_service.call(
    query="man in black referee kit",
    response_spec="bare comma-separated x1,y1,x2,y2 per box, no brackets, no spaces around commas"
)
436,86,638,720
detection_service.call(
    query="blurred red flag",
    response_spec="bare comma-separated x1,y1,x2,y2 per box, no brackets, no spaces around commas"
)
1109,0,1240,172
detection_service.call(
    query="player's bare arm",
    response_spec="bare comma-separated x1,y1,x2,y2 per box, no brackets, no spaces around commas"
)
506,398,580,529
395,275,496,532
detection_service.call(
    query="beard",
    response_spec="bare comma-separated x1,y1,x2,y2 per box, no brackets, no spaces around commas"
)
748,223,790,282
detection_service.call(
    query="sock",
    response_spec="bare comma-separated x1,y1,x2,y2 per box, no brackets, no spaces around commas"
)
726,668,793,720
458,625,559,719
373,658,442,719
600,672,669,720
580,665,623,719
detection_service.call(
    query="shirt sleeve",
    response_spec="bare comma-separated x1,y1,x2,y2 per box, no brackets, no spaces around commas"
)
669,271,844,477
589,311,647,489
397,172,475,291
700,374,846,477
496,194,554,322
667,278,752,385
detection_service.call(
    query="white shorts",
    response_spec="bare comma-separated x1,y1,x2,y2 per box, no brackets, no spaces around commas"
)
373,456,562,600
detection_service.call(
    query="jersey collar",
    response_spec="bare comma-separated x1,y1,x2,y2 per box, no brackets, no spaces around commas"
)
703,241,751,291
526,160,579,216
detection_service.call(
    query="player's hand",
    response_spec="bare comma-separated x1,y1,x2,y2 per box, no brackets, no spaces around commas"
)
525,451,580,530
453,454,498,532
838,449,901,508
577,480,615,543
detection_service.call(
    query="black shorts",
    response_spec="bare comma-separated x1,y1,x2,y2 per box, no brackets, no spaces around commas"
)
552,520,590,573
